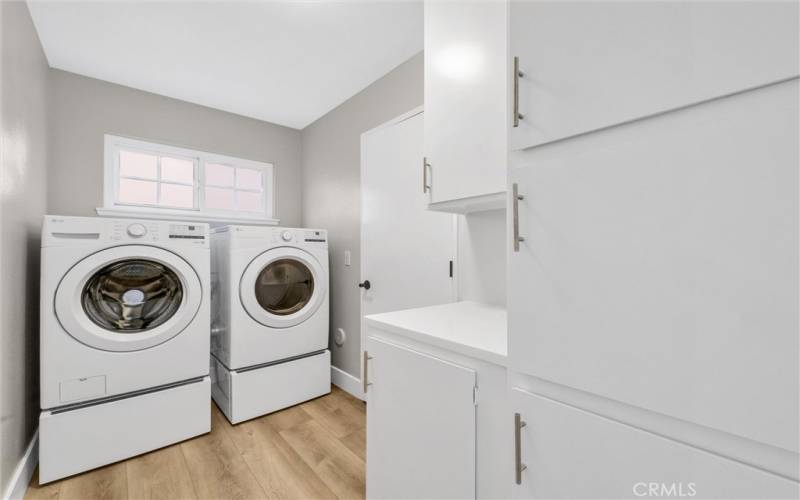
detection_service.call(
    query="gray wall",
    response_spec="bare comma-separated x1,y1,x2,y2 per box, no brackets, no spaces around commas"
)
0,1,49,494
49,70,303,225
301,53,424,377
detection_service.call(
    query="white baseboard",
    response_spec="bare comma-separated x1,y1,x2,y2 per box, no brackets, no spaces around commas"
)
331,366,364,401
2,429,38,500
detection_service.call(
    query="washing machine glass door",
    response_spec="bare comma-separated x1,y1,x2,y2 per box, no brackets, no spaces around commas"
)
55,245,202,352
240,247,326,328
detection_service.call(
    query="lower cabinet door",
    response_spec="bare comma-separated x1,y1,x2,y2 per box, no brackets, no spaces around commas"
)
510,387,799,499
366,336,477,499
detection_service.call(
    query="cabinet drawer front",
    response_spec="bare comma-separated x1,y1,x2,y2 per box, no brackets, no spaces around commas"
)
511,388,799,499
366,337,477,499
508,80,798,452
510,1,799,150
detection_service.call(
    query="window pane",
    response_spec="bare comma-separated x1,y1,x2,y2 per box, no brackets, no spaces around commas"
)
236,168,262,190
236,190,263,212
118,178,157,205
119,150,157,179
160,183,194,209
161,157,194,184
205,163,234,187
205,187,235,210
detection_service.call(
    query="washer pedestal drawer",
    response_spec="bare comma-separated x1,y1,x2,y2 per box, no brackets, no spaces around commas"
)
39,377,210,484
211,350,330,424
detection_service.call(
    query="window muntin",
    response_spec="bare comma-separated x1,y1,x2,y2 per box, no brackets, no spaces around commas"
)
117,149,197,209
104,135,275,222
204,163,265,213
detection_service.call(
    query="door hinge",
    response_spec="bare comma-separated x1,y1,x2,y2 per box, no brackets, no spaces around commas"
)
449,260,454,278
473,385,478,406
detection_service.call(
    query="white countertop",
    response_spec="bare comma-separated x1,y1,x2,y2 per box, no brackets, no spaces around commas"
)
364,301,508,366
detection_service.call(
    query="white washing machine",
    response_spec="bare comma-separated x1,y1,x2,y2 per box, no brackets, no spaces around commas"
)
39,215,211,483
210,225,330,423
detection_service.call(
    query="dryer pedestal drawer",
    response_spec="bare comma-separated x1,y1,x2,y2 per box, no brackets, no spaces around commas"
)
39,377,210,484
211,350,330,424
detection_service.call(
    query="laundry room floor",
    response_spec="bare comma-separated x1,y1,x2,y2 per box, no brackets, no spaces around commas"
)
24,386,366,500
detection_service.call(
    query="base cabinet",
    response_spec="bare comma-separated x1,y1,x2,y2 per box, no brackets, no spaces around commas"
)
510,387,799,499
366,336,477,499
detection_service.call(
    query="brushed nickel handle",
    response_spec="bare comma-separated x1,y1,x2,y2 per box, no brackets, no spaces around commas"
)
515,412,528,485
423,157,431,193
512,183,525,252
362,350,373,394
513,57,524,127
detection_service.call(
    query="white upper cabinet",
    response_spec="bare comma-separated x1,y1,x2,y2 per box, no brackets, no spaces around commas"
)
508,80,799,453
509,1,800,150
424,0,508,212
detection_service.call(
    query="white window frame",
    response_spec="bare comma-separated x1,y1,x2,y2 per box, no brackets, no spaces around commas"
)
98,134,278,225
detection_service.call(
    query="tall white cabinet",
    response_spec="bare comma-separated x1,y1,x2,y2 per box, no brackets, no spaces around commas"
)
423,0,507,213
507,1,800,498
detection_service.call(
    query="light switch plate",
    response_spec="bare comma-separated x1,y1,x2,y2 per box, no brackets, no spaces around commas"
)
344,250,351,267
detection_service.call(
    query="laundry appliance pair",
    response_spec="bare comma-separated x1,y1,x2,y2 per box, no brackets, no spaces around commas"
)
38,216,330,483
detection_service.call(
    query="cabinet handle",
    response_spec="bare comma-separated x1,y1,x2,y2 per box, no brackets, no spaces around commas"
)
513,56,524,127
362,350,373,394
423,157,431,193
514,412,528,485
512,183,525,252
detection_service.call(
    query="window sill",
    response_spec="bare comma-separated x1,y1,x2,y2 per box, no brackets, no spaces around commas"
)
96,206,280,226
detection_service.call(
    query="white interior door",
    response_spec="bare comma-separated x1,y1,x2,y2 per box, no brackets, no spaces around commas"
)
360,108,456,374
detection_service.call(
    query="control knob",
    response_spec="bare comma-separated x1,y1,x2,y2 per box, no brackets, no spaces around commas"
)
127,223,147,238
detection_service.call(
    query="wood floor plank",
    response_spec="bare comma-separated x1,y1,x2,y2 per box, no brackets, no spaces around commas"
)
179,405,267,500
24,468,61,500
226,412,337,499
262,403,313,433
330,387,366,415
339,428,366,462
301,392,364,439
126,444,197,500
280,420,365,500
56,462,128,500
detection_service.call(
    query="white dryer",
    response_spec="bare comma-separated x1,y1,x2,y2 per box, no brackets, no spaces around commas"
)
210,225,330,423
39,215,211,483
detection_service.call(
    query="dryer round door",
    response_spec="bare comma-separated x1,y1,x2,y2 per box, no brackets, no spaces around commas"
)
55,245,202,352
240,247,326,328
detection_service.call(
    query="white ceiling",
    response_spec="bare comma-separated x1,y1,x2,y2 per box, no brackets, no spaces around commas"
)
27,1,423,129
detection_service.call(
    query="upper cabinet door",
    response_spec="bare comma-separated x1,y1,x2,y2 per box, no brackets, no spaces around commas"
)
366,336,477,499
424,0,508,209
509,1,800,150
508,80,799,453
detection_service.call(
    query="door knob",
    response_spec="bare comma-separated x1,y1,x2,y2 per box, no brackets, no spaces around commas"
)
358,280,371,290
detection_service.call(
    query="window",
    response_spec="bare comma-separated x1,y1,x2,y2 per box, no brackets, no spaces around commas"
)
101,135,276,224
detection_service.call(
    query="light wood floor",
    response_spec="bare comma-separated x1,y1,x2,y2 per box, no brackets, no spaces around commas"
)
25,386,366,500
